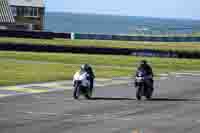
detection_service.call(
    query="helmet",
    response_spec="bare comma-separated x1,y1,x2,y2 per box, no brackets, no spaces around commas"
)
140,60,147,65
80,64,89,71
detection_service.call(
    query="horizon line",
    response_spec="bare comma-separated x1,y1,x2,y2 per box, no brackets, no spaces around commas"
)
45,11,200,21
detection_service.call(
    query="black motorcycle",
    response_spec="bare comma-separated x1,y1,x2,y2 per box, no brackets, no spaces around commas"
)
135,70,153,100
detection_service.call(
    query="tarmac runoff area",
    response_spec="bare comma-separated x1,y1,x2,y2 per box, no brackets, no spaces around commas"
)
0,78,132,98
0,72,200,132
0,72,196,98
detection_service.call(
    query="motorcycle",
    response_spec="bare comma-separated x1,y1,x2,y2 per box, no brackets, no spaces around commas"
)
73,71,92,99
135,70,153,100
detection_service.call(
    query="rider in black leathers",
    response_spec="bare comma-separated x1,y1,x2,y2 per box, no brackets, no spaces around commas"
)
135,60,154,90
83,64,95,91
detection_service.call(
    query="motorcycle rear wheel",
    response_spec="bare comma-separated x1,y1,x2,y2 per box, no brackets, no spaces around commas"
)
84,88,92,99
146,88,153,100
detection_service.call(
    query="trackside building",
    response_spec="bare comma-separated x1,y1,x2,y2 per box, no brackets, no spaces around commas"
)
8,0,45,30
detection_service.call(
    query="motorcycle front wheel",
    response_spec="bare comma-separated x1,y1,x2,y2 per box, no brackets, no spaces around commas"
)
73,86,80,99
136,87,142,100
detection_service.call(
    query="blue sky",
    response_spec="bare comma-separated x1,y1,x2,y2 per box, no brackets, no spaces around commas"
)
45,0,200,20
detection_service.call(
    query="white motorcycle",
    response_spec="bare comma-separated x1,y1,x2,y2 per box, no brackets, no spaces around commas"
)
73,71,92,99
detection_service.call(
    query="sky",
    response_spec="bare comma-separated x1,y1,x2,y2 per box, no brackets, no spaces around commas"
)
45,0,200,20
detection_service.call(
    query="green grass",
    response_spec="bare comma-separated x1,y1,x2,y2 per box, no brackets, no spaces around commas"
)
0,51,200,86
0,60,132,86
1,51,200,69
1,37,200,52
191,32,200,37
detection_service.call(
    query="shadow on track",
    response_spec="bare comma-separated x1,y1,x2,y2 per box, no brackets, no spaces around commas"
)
90,97,200,102
90,97,135,100
150,98,200,102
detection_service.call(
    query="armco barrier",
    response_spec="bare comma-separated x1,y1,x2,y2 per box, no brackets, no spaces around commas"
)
0,30,71,39
131,50,178,58
0,30,54,39
1,30,200,42
75,33,88,39
52,32,71,39
74,33,200,42
0,43,132,55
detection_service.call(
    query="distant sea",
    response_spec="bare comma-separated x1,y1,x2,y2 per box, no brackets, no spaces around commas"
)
44,12,200,35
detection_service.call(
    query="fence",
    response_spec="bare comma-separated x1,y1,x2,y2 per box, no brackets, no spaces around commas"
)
1,30,200,42
0,30,71,39
74,33,200,42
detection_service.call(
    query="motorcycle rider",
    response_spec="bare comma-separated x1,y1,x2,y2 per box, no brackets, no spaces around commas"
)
135,60,154,90
85,64,95,91
80,64,95,91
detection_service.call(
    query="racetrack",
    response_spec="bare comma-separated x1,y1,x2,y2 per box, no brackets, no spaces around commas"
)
0,74,200,132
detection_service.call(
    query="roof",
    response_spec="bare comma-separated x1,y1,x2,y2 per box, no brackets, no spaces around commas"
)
0,0,15,24
8,0,44,7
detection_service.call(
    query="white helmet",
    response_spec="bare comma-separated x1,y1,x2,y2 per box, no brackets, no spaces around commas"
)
80,64,88,71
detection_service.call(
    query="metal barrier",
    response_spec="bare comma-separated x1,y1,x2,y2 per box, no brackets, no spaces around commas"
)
0,30,71,39
74,33,200,42
1,30,200,42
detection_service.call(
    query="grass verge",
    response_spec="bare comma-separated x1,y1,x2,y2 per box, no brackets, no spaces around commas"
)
0,51,199,86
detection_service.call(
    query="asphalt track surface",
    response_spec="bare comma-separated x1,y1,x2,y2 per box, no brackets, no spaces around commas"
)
1,75,200,133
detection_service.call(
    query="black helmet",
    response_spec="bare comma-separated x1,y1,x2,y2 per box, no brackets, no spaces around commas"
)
140,60,147,65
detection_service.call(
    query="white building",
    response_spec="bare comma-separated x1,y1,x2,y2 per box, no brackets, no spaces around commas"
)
8,0,45,30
